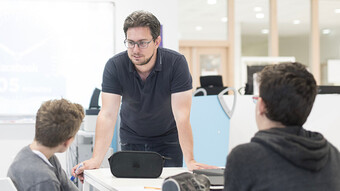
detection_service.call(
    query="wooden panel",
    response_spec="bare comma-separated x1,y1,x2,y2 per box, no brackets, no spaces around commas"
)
311,0,321,84
227,0,235,87
269,0,279,57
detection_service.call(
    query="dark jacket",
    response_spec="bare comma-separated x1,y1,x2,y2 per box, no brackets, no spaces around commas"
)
224,126,340,191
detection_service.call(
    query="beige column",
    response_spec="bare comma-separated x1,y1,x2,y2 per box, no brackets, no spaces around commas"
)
269,0,279,57
228,0,235,86
310,0,320,84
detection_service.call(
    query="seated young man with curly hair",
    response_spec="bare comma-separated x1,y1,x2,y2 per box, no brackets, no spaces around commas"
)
7,99,84,190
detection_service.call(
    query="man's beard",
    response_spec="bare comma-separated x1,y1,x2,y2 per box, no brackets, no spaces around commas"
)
133,51,155,66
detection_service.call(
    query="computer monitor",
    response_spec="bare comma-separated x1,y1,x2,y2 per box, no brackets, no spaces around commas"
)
245,65,266,95
318,86,340,94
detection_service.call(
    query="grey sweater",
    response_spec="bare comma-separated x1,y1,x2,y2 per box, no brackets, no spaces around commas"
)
224,126,340,191
7,145,78,191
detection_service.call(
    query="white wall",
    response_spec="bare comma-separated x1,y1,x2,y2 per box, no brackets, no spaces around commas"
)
228,95,340,152
0,124,34,177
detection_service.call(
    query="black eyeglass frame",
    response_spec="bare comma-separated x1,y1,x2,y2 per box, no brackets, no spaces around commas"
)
124,39,153,49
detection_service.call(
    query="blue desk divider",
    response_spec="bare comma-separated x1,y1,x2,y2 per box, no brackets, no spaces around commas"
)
111,107,121,152
190,95,230,167
111,124,118,152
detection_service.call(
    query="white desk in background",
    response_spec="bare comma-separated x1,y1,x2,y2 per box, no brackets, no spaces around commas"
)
83,167,189,191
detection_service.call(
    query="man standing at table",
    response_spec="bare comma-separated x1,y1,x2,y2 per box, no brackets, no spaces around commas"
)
73,10,214,181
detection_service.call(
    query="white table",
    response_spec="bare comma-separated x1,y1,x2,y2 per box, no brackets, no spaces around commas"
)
83,167,189,191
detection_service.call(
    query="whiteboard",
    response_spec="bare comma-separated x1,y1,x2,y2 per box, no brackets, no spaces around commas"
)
0,0,115,115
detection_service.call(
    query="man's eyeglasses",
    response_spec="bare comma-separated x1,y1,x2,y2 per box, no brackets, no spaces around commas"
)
252,96,259,104
124,39,153,49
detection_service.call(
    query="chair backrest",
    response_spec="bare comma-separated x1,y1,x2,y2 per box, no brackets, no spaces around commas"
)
200,75,223,88
0,177,17,191
196,75,227,96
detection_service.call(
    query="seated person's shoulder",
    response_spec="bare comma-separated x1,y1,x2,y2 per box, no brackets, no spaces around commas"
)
9,156,57,179
8,147,60,189
230,142,265,156
227,142,269,165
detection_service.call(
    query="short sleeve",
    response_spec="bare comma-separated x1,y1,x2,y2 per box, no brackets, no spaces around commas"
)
101,58,123,95
170,55,192,93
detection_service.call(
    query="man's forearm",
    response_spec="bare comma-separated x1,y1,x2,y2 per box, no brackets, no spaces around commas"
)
92,114,115,166
177,121,195,165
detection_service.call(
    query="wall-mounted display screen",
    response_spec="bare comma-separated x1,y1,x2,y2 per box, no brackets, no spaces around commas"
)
0,1,115,115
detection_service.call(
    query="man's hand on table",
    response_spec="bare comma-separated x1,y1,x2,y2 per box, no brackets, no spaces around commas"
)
72,158,101,183
186,160,219,171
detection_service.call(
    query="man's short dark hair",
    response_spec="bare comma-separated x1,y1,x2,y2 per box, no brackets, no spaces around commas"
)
123,10,161,41
35,99,84,147
258,62,317,126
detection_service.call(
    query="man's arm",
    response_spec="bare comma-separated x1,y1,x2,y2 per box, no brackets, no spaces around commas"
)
171,89,217,171
72,92,121,182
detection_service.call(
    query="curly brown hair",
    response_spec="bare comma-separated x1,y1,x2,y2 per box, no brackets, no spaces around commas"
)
34,99,84,147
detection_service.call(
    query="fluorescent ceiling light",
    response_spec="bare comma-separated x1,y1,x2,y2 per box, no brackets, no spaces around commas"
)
334,9,340,13
254,7,262,12
322,29,331,34
256,13,264,19
195,26,203,31
207,0,216,5
261,29,269,34
293,20,300,25
221,17,228,22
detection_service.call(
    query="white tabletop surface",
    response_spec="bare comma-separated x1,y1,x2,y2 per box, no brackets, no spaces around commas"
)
83,167,189,191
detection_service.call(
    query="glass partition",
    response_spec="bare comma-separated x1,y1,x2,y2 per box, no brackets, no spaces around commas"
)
178,0,228,40
200,54,221,76
278,0,310,68
319,0,340,85
236,0,269,57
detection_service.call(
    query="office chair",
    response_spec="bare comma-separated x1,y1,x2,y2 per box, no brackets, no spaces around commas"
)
200,75,223,88
195,75,227,96
244,65,266,95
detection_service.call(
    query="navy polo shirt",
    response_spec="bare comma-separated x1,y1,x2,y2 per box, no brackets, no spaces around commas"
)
102,47,192,144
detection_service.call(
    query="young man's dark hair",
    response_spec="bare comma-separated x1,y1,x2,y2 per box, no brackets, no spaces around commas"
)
123,10,161,41
224,62,340,191
8,99,84,191
258,62,317,126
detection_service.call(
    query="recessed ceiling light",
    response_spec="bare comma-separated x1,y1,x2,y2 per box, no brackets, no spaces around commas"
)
256,13,265,19
207,0,217,5
293,20,301,25
254,7,262,12
195,26,203,31
334,9,340,13
221,17,228,22
261,29,269,34
322,29,331,34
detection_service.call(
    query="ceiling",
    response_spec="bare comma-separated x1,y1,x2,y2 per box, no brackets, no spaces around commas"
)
178,0,340,40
